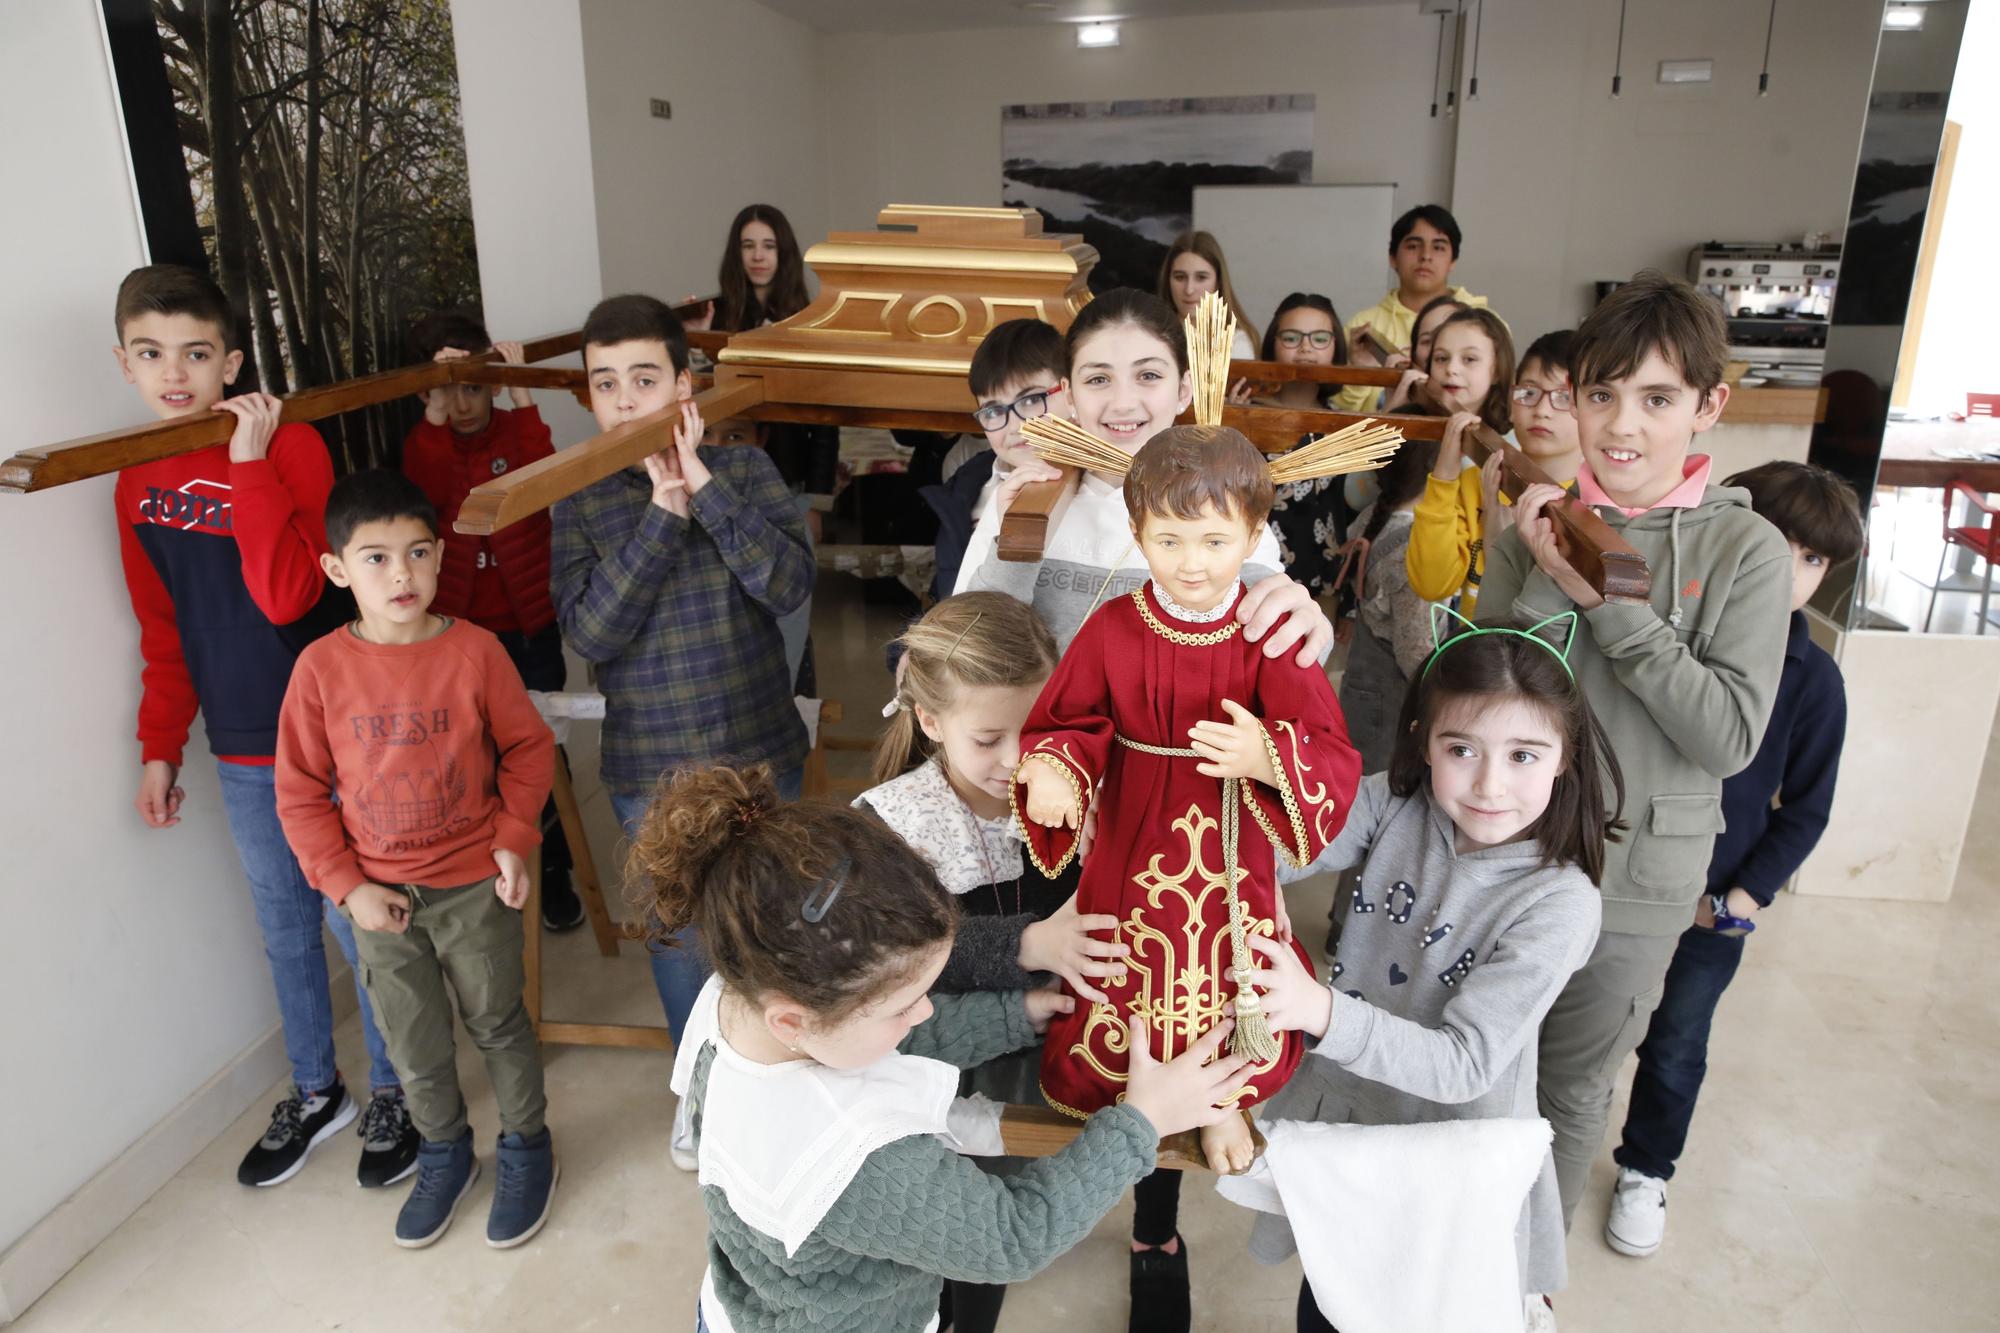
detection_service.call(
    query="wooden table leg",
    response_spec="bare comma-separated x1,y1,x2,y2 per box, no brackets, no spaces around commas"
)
553,757,620,958
523,845,543,1028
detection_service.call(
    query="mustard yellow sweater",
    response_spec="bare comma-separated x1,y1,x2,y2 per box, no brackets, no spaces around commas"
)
1406,468,1485,615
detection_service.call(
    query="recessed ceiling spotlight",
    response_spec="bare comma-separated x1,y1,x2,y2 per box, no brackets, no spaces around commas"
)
1076,21,1120,47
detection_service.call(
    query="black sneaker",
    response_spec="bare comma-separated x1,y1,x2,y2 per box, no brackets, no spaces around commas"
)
540,866,585,933
1128,1236,1191,1333
356,1087,420,1188
236,1079,356,1187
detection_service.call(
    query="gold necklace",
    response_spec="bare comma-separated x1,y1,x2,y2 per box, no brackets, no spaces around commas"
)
1132,588,1241,646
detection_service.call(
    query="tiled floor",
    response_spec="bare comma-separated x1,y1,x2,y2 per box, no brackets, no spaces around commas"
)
15,570,2000,1331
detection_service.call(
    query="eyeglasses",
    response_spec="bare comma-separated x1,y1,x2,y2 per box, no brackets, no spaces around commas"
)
1510,385,1574,411
1274,330,1338,350
971,385,1060,431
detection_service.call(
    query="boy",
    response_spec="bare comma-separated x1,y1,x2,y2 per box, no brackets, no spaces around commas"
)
275,470,557,1249
923,318,1070,600
110,264,413,1189
1333,204,1491,412
400,309,582,934
550,294,812,1056
1479,270,1793,1228
1605,462,1863,1259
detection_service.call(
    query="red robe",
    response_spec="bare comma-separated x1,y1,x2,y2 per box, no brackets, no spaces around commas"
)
1016,583,1360,1120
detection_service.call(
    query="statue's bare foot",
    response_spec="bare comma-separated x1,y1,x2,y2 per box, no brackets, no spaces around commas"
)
1200,1112,1256,1175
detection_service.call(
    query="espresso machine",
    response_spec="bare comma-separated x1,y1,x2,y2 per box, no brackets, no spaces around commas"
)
1686,241,1840,386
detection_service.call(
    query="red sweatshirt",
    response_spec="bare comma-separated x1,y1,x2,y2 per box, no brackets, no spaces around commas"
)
275,618,555,903
401,406,557,635
115,424,344,766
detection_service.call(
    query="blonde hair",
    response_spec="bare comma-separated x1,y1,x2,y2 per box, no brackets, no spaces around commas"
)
873,592,1058,786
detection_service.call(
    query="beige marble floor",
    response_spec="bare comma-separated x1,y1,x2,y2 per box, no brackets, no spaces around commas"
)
15,572,2000,1332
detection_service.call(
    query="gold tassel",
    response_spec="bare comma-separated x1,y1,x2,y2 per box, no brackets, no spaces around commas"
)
1229,974,1283,1064
1217,777,1282,1065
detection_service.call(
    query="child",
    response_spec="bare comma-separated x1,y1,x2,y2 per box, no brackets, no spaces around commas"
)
924,320,1071,602
275,470,558,1248
1335,205,1491,412
400,308,581,933
549,294,813,1062
1015,422,1365,1329
1159,230,1259,357
1605,462,1863,1259
634,764,1255,1333
1377,294,1471,415
1255,293,1349,594
1479,270,1793,1227
1340,436,1443,775
1405,308,1518,618
109,263,411,1189
1244,618,1618,1332
860,591,1130,1333
955,289,1333,665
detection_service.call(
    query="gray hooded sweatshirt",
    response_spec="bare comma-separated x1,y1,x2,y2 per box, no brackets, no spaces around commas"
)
1477,476,1792,937
1255,774,1602,1295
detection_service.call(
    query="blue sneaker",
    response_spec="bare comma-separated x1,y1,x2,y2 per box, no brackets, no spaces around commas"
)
394,1131,479,1249
487,1128,559,1249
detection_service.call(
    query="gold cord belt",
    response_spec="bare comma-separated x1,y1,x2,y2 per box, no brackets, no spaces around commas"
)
1113,734,1279,1063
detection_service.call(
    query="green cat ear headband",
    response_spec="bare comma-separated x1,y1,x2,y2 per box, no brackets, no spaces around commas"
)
1420,605,1579,682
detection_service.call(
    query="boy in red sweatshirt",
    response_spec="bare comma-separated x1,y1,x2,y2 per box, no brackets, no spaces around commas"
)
277,469,558,1249
111,265,412,1189
399,309,580,933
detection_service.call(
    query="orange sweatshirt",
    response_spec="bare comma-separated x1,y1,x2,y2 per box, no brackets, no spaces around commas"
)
276,619,555,903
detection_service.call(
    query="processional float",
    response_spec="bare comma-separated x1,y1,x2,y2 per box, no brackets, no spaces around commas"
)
3,205,1651,1162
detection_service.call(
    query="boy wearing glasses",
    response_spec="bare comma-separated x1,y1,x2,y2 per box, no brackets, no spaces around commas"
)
930,320,1071,599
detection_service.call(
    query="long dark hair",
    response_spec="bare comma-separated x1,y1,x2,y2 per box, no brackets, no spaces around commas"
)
1259,292,1347,366
1427,307,1516,435
1386,622,1626,885
713,204,810,333
1359,435,1440,546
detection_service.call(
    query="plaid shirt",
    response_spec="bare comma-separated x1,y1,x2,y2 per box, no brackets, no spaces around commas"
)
551,446,812,792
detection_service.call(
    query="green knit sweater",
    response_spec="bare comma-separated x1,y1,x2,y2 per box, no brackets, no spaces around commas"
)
690,990,1159,1332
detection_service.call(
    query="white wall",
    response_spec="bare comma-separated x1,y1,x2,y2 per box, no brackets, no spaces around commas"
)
819,5,1455,274
1451,0,1882,342
579,0,830,307
0,0,290,1295
451,0,604,447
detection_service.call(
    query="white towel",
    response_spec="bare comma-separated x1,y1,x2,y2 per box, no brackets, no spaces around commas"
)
1218,1117,1551,1333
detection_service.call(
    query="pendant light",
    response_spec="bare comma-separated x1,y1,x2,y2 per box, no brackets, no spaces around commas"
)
1446,0,1464,116
1468,0,1483,100
1430,12,1446,118
1759,0,1777,95
1612,0,1628,98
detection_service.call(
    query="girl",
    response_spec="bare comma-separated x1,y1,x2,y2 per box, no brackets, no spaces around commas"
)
1404,307,1517,616
1255,293,1350,594
861,591,1129,1333
1245,620,1622,1333
707,204,834,500
636,764,1252,1333
1158,230,1259,358
957,290,1332,667
1380,294,1471,413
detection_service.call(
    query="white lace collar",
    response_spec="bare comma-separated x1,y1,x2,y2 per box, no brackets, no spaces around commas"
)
670,977,962,1257
1151,579,1242,624
854,760,1023,895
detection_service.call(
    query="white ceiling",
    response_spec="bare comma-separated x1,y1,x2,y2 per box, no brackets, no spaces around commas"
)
752,0,1392,36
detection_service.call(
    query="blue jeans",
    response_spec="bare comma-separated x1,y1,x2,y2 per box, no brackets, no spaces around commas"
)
612,765,803,1044
215,761,398,1093
1614,924,1747,1181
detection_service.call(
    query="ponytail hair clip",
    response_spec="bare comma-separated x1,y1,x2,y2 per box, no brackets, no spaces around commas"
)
801,856,851,924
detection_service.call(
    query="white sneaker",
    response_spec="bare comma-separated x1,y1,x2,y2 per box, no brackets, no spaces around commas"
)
670,1094,697,1172
1523,1294,1558,1332
1604,1166,1667,1257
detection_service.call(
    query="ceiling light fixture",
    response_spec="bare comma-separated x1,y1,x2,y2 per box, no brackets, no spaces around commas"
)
1882,6,1924,30
1076,22,1120,48
1758,0,1777,94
